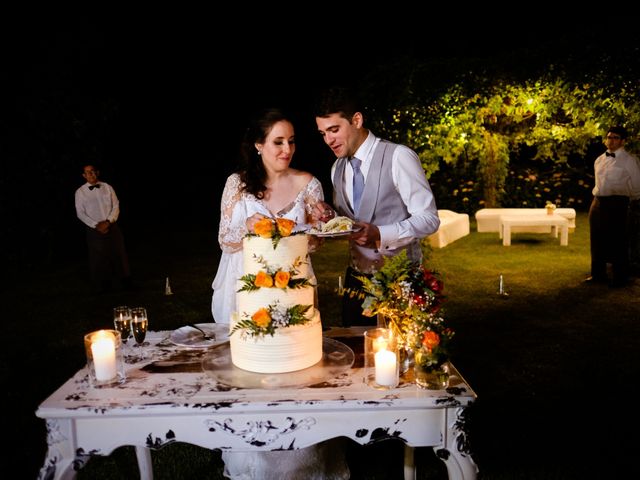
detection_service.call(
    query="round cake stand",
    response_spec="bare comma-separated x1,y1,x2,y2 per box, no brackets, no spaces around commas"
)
201,338,354,389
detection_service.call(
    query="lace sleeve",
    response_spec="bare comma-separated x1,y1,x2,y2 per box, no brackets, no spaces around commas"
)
303,176,325,222
218,174,247,254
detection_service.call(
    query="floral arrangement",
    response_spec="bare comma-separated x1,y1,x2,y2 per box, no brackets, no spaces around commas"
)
545,201,557,214
231,302,312,338
252,217,296,248
355,250,454,371
237,255,313,292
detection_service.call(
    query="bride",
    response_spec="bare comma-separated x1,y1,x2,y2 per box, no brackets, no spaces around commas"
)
211,108,349,480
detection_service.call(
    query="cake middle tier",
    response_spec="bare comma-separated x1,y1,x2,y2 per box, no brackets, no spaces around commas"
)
236,283,315,317
242,234,311,277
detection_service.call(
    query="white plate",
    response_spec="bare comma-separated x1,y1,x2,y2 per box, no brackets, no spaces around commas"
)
169,323,230,349
307,225,363,238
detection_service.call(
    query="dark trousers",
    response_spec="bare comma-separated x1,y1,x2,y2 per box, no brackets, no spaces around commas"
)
86,222,130,288
341,266,377,327
589,195,629,282
628,199,640,275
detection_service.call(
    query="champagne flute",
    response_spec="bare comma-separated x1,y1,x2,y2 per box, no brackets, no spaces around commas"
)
131,307,149,360
113,306,132,360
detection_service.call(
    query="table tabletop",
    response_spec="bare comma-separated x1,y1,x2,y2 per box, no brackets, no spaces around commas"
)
36,327,478,480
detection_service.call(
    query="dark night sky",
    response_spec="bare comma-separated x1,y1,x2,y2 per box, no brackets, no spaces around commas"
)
3,9,630,263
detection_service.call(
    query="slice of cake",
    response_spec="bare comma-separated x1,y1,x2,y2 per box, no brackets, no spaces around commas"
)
230,218,323,373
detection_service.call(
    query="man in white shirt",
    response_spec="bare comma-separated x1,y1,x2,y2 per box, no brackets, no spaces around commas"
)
313,87,440,325
587,126,640,287
75,163,131,292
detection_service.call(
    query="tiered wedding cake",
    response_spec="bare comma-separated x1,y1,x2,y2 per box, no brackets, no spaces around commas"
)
230,218,322,373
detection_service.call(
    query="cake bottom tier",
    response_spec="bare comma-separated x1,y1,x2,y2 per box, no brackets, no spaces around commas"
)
230,309,322,373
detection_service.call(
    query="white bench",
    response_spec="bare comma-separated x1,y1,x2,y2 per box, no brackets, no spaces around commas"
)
500,214,569,246
476,208,576,233
427,209,470,248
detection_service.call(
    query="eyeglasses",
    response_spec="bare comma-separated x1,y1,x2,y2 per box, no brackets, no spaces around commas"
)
606,135,621,140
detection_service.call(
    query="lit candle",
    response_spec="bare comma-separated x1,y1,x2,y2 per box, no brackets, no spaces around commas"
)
375,346,397,387
91,332,117,382
338,275,343,293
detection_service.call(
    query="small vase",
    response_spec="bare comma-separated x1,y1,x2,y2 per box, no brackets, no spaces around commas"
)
414,361,450,390
398,344,414,375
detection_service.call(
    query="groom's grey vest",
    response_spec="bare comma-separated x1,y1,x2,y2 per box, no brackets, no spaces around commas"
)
333,139,422,273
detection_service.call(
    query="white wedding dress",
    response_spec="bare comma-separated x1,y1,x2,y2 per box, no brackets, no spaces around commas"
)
211,173,323,325
211,173,350,480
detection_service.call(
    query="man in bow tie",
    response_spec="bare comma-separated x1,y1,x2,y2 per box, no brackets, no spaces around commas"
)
587,126,640,287
313,87,440,325
75,163,132,292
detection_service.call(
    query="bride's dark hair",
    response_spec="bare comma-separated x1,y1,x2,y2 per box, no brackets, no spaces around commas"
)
239,108,292,199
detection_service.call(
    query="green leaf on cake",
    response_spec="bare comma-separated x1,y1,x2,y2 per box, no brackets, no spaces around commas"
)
230,303,313,338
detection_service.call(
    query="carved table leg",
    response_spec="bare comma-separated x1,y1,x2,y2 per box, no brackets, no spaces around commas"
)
135,446,153,480
403,444,416,480
435,407,478,480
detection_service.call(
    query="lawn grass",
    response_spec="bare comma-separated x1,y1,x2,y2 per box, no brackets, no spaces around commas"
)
8,212,640,479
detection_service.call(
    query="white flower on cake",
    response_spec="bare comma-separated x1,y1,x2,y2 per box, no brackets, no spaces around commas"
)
237,255,314,292
231,301,312,338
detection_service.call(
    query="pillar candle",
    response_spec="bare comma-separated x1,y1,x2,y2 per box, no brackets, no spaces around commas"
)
91,336,117,381
375,348,397,387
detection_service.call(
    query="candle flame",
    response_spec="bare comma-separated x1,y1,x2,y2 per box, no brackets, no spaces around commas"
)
374,336,388,352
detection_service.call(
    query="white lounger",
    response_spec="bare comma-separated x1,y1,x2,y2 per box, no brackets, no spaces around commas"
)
427,209,470,248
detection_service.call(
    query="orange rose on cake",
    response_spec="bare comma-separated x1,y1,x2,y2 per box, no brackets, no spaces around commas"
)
254,218,275,238
254,271,274,288
252,308,272,328
274,271,290,288
276,218,295,236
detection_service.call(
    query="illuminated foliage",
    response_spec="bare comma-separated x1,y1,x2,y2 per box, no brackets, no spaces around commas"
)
375,75,640,207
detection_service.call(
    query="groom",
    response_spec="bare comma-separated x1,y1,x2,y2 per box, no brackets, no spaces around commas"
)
313,87,440,326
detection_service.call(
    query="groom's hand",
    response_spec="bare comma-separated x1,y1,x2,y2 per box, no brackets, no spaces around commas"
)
352,222,380,248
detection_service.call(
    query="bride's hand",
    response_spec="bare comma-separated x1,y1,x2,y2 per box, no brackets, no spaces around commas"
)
311,201,336,224
246,213,267,233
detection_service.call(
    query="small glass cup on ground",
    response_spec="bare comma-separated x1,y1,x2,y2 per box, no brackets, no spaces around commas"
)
364,328,400,389
84,329,126,387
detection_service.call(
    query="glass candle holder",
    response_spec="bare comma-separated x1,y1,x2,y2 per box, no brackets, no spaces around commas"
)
84,329,126,387
364,328,399,389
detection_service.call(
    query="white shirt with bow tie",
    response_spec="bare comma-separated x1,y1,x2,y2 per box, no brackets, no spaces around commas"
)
75,181,120,228
592,147,640,200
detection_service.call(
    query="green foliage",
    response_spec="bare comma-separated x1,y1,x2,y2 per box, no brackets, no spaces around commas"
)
373,73,640,207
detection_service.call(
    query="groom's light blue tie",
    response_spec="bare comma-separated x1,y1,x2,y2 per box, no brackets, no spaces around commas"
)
351,157,364,212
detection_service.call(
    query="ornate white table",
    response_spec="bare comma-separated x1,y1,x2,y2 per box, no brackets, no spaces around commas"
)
36,329,478,480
